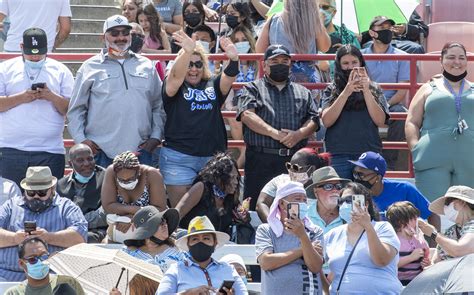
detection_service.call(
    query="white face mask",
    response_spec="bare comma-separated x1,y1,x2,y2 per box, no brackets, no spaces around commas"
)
444,202,459,223
117,178,138,190
197,40,210,54
235,41,250,54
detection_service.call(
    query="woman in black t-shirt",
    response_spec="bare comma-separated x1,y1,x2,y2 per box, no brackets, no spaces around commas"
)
321,45,389,180
160,30,240,208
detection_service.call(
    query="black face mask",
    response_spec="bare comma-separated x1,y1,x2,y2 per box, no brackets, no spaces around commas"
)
375,29,393,45
226,15,240,29
442,70,467,82
25,197,53,213
185,13,202,27
149,235,166,246
269,64,290,82
188,242,215,262
341,69,352,81
355,179,374,190
130,34,144,53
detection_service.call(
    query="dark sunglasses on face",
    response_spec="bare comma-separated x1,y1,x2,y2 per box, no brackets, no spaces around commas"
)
109,28,131,37
318,183,344,191
337,197,352,206
23,253,50,264
320,4,333,10
353,171,376,181
25,189,49,197
188,61,204,69
131,32,145,39
285,162,309,173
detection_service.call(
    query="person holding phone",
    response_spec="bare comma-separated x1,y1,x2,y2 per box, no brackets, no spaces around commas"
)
256,181,324,295
321,45,389,180
324,182,402,294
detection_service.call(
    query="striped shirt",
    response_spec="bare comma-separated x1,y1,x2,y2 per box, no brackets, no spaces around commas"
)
0,194,87,281
122,246,187,273
236,76,319,149
397,234,428,282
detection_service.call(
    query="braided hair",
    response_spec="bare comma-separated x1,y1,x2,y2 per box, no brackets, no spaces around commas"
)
113,151,140,172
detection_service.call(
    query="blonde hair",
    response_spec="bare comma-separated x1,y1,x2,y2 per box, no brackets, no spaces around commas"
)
281,0,323,53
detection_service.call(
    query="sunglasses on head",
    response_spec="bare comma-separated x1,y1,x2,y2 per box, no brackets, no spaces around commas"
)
109,28,131,37
285,162,309,173
23,253,50,264
188,61,204,69
25,189,49,197
317,183,344,191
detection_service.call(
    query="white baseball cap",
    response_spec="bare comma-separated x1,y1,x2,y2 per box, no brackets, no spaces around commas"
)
103,15,132,34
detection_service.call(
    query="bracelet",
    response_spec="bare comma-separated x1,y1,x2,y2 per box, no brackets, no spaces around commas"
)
224,59,239,77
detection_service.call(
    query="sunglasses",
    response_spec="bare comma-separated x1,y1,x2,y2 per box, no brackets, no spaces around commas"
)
317,183,344,191
23,253,50,264
188,61,204,69
353,171,376,181
337,197,352,206
131,32,145,39
285,162,309,173
117,171,139,184
25,189,49,197
320,4,334,10
109,28,131,37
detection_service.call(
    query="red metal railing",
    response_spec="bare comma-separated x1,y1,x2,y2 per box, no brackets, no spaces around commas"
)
4,52,473,178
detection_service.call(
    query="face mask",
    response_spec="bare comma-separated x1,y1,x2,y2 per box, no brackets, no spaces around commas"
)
212,184,227,199
197,40,210,53
375,29,393,45
299,202,308,220
354,179,374,190
26,260,50,280
235,41,250,54
149,235,166,245
339,202,352,224
442,70,467,82
74,171,95,184
288,170,310,184
241,275,248,285
185,13,202,27
188,242,215,262
105,39,131,57
117,178,139,190
25,197,53,213
24,58,46,70
444,202,459,223
269,64,290,82
226,15,240,29
320,9,333,27
130,34,144,53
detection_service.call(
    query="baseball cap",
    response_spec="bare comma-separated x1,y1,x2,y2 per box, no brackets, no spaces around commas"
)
22,28,47,55
103,15,132,34
264,44,291,61
348,151,387,176
370,16,395,29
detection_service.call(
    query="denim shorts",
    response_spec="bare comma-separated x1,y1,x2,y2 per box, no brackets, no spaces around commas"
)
159,147,212,185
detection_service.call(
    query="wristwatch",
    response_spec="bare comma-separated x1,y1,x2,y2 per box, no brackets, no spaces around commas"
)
430,230,438,241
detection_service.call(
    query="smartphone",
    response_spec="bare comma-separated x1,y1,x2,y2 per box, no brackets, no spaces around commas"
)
24,221,37,234
31,83,46,90
352,67,360,79
218,280,234,294
287,202,300,219
352,195,365,211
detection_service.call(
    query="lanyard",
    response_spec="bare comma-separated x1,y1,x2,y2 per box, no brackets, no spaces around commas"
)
443,78,465,117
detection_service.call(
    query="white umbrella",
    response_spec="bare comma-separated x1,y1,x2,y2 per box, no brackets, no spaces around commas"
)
48,243,163,295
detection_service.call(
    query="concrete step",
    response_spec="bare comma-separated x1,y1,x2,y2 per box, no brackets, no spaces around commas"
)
71,0,118,5
72,19,104,34
61,33,103,49
71,5,120,20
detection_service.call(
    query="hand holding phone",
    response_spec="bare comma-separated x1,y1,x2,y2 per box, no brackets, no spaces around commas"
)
287,202,300,219
352,195,365,212
218,280,234,294
24,221,37,234
31,83,46,91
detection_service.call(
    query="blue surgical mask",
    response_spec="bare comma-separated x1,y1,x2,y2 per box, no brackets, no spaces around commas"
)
74,171,95,184
26,260,49,280
339,203,352,224
235,41,251,54
197,40,210,54
241,275,248,285
320,9,333,27
24,58,46,70
299,202,308,220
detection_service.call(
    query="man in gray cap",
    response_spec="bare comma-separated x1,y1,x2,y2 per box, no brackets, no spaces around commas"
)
68,15,166,168
0,166,87,281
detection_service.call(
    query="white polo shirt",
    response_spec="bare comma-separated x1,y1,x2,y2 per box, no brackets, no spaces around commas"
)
0,0,72,52
0,56,74,154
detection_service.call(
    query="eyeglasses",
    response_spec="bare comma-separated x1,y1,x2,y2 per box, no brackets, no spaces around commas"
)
317,183,344,191
117,171,139,184
337,197,352,206
188,61,204,69
25,189,49,197
22,253,50,264
319,4,334,10
285,162,309,173
353,171,376,181
109,28,131,37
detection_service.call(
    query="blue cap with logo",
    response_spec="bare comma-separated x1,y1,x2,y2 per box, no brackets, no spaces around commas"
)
348,151,387,176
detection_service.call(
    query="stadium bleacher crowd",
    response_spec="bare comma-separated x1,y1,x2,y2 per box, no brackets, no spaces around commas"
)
0,0,473,294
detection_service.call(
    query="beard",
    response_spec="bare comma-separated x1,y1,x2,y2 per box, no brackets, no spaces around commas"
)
105,39,131,57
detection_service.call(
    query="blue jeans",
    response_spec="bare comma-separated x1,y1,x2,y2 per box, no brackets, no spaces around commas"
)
330,154,362,180
0,148,65,188
94,149,154,169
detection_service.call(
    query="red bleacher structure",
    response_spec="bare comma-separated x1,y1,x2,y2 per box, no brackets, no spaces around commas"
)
428,0,474,23
426,22,474,53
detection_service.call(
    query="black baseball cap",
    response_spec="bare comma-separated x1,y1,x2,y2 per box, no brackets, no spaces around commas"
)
264,44,291,61
22,28,47,55
369,16,395,30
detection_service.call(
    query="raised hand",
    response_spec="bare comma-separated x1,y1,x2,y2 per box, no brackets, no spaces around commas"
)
220,37,239,61
172,30,196,54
